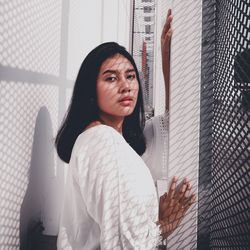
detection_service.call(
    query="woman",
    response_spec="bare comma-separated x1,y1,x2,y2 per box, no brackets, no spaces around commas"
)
56,10,195,249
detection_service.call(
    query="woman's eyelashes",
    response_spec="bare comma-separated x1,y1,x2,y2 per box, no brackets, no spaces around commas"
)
127,74,136,81
105,74,136,83
105,76,117,82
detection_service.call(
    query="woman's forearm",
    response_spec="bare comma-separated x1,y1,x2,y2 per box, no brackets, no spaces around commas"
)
161,9,172,112
162,50,170,112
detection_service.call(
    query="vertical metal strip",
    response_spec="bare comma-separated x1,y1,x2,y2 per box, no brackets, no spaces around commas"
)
198,0,216,248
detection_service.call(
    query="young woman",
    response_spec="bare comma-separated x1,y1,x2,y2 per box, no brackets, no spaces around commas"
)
56,10,195,249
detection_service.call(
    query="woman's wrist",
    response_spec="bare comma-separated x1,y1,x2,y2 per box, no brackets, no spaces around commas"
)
156,221,170,238
156,220,174,240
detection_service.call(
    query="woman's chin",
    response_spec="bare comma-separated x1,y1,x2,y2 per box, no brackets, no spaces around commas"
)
120,108,135,117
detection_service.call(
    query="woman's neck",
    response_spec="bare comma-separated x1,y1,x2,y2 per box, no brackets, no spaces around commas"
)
99,115,124,134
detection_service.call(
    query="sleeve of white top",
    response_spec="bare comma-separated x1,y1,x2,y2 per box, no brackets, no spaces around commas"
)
144,110,169,147
75,127,161,250
143,110,169,181
150,110,169,133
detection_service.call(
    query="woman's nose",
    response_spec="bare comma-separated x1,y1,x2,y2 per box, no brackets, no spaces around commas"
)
120,77,131,93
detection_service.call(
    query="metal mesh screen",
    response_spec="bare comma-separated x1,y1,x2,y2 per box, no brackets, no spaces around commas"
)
199,0,250,249
198,0,216,248
131,0,156,119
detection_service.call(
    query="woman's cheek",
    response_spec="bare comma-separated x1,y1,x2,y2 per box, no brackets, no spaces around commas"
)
134,85,139,98
133,89,139,106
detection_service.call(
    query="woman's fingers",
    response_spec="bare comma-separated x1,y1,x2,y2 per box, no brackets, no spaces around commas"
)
159,178,197,235
161,9,173,40
168,176,178,201
161,9,173,57
179,180,192,205
167,8,171,17
159,177,196,218
161,18,173,42
189,193,196,205
183,193,196,211
184,182,192,198
171,178,197,218
174,178,188,203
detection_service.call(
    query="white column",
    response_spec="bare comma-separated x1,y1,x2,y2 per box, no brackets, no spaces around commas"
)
168,0,202,248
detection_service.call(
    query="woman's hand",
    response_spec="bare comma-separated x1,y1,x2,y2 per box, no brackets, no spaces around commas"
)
158,176,196,238
161,9,173,61
161,9,173,111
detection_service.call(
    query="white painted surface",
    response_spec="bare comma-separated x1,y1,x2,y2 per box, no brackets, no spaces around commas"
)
168,0,202,248
0,0,133,248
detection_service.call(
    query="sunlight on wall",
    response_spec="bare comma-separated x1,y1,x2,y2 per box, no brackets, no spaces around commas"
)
0,0,133,249
0,1,61,75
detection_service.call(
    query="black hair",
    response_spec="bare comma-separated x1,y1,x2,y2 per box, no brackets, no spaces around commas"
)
55,42,146,163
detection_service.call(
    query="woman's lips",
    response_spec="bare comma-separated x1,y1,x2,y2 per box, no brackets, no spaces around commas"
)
119,97,133,106
119,96,133,102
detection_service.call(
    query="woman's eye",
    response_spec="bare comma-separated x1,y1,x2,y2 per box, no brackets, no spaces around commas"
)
105,76,116,82
127,74,136,80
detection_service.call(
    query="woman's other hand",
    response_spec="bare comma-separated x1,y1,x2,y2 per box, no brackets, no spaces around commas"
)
161,9,173,60
158,176,196,238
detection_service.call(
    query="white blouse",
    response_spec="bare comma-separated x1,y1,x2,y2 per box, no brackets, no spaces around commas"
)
57,124,164,250
142,112,169,182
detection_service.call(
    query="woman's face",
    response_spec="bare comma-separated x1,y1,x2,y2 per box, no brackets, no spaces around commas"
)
96,53,139,120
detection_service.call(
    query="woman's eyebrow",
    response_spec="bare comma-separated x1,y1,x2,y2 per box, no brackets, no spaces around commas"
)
102,69,117,75
102,68,135,75
126,69,135,73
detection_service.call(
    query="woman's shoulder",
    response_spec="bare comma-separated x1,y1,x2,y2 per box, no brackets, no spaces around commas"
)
79,123,120,141
71,124,126,174
74,124,123,156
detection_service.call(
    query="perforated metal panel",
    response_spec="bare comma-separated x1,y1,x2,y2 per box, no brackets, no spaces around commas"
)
131,0,156,119
198,0,216,248
199,0,250,249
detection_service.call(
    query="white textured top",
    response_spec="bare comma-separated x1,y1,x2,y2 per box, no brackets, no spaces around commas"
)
57,124,161,250
142,112,169,182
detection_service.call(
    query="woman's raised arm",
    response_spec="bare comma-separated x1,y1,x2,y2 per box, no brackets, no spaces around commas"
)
161,9,173,112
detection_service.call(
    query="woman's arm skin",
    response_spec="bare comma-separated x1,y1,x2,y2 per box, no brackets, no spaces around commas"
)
161,9,173,112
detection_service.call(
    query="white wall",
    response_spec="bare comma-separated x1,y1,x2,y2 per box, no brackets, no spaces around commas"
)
0,0,202,249
67,0,132,81
154,0,201,249
0,1,133,249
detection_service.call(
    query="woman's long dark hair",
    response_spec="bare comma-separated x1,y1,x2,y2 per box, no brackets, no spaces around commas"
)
55,42,146,163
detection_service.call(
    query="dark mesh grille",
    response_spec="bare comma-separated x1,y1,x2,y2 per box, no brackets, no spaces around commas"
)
198,0,216,248
199,0,250,249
